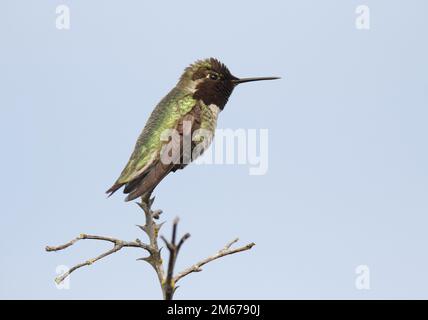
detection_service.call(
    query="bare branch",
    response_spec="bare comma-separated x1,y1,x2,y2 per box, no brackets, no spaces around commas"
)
174,239,255,283
161,217,191,300
136,197,166,296
45,234,150,284
46,195,255,300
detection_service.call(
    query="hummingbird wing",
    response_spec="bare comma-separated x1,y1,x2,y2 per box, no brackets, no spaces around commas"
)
106,87,197,200
123,110,201,201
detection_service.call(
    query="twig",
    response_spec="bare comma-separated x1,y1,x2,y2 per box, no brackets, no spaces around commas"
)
174,238,255,283
46,196,255,299
45,234,149,284
160,218,190,300
136,196,166,296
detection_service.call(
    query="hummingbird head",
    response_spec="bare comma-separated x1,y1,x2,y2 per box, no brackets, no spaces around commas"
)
179,58,280,110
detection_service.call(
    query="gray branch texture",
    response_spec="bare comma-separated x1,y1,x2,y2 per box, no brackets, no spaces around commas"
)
46,197,255,300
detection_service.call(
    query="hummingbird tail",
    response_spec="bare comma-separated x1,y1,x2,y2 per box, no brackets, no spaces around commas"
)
124,162,173,202
106,182,125,197
105,164,164,201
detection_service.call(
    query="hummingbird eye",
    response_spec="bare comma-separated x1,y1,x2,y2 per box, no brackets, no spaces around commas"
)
208,73,219,80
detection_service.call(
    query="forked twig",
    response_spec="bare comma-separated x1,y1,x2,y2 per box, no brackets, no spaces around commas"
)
174,238,255,283
160,218,190,300
46,234,149,284
46,197,255,299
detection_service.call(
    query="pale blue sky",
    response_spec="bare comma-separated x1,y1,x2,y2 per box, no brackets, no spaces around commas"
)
1,0,428,299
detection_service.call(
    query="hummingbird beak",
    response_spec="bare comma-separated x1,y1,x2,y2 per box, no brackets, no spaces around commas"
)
232,76,281,85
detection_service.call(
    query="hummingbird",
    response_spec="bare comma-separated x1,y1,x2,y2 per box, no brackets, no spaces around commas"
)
107,58,279,201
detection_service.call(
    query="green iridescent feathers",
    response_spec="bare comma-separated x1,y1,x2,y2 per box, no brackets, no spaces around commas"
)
108,88,196,190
